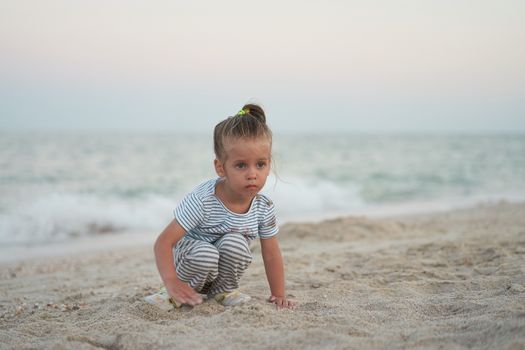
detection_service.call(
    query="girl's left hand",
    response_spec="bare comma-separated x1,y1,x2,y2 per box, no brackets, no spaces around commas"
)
268,295,296,310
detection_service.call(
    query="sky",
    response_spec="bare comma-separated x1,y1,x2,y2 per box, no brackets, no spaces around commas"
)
1,0,524,133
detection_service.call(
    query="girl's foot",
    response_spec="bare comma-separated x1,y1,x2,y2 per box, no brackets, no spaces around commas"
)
212,290,251,306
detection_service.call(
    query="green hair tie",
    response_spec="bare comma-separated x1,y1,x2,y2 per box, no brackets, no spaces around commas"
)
236,108,249,116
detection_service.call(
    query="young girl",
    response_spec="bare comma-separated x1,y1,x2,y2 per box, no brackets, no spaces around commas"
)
153,104,294,309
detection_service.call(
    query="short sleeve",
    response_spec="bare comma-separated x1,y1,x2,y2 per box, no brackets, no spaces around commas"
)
174,192,204,232
258,200,279,239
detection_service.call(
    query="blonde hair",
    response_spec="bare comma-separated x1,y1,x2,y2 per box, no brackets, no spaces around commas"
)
213,104,273,161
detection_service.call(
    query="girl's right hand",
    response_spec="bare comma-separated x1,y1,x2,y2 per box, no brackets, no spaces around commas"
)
154,220,202,307
166,279,203,307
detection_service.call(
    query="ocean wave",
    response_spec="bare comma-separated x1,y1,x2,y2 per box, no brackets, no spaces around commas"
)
0,178,368,245
0,192,177,245
263,176,365,220
2,183,525,246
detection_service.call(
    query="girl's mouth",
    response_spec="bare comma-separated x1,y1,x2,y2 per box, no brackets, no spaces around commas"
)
245,185,258,190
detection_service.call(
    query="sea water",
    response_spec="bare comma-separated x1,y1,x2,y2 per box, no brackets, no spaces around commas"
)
1,131,524,248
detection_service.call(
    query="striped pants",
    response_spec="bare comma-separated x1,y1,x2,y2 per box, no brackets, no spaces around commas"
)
172,233,253,295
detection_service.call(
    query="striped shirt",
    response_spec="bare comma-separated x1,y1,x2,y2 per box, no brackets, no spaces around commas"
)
174,178,278,243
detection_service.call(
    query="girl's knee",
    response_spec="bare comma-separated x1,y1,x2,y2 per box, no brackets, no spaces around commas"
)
189,244,220,264
217,234,252,262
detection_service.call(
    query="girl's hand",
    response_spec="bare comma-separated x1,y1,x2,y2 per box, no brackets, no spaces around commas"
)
166,279,203,307
268,295,296,310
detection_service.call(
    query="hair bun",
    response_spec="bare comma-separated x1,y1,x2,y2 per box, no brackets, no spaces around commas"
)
242,104,266,124
214,103,272,159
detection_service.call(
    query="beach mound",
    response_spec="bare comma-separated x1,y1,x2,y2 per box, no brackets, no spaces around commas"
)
1,203,525,349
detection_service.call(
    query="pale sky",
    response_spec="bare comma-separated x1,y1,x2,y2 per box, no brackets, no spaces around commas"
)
1,0,524,133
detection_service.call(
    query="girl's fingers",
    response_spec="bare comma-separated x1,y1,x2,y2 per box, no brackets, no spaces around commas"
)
181,292,202,306
190,294,203,305
268,296,296,309
170,286,203,307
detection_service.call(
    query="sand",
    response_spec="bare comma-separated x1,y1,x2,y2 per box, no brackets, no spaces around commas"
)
1,202,524,350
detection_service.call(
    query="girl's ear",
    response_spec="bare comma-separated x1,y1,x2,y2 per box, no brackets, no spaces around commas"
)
214,159,225,177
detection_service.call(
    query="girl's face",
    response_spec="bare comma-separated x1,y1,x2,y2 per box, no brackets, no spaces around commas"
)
214,136,271,200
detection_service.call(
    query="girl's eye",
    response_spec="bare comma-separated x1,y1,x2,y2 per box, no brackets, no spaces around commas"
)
257,162,267,169
235,163,247,169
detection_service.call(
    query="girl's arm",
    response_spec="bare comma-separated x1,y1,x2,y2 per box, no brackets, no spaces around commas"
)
260,236,295,309
154,219,203,306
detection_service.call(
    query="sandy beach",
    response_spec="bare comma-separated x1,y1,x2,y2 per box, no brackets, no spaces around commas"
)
1,202,524,350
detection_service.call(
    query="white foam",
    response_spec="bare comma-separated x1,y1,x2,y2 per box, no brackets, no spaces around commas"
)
2,177,525,247
262,176,365,221
0,192,177,245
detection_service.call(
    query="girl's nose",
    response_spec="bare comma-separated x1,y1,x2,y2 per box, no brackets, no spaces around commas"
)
247,167,257,179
